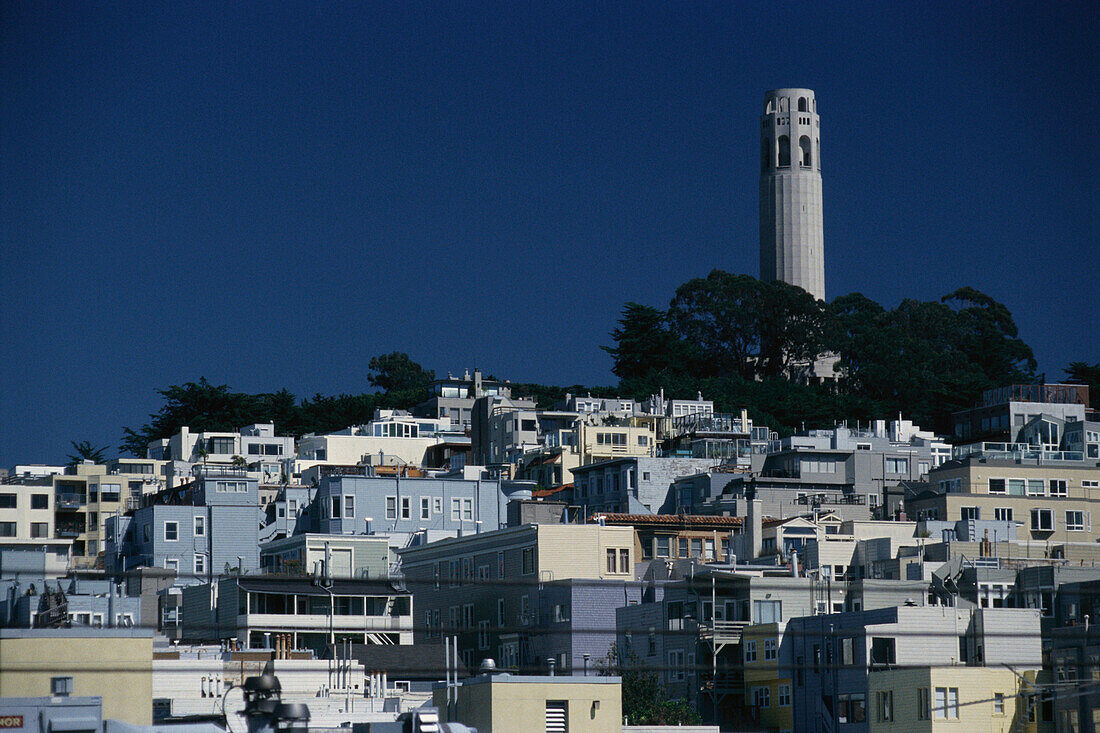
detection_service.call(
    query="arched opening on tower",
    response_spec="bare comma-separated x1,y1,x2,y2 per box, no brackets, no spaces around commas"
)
798,97,808,112
761,138,771,171
777,136,790,167
799,136,812,167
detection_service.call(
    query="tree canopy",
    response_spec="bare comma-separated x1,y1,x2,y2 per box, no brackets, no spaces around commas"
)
120,354,438,456
605,272,1037,435
67,440,109,465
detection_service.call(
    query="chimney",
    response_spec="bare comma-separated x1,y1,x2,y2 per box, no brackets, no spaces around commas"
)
748,499,763,560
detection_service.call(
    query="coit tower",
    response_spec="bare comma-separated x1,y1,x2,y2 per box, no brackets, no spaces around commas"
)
759,88,824,301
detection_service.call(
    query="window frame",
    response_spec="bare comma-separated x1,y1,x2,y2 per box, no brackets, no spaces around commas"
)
164,521,179,542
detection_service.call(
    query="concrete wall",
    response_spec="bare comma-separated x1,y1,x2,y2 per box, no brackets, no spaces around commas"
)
435,676,622,733
867,666,1029,733
0,630,153,725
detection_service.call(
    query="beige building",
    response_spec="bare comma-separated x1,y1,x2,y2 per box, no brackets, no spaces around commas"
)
2,462,163,567
909,450,1100,545
433,672,622,733
0,628,153,725
867,666,1046,732
0,480,55,542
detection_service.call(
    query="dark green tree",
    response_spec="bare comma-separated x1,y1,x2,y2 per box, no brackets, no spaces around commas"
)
1065,362,1100,406
667,270,761,379
67,440,109,465
367,352,435,394
598,644,702,726
603,303,691,381
756,279,828,379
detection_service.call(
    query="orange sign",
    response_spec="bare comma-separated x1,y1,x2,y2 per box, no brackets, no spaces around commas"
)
0,717,23,728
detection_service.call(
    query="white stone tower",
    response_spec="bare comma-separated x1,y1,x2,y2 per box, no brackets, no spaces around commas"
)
759,88,824,301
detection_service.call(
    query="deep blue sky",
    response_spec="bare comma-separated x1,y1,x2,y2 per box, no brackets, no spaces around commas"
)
2,1,1097,466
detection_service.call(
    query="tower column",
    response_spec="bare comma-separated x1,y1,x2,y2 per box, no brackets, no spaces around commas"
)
759,88,824,301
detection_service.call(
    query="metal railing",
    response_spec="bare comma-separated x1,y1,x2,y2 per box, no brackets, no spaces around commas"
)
55,493,85,508
698,620,749,645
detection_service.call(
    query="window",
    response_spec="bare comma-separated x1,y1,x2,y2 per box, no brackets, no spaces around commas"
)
330,496,341,519
462,498,473,521
194,554,206,575
917,687,931,720
462,604,473,630
498,598,505,627
31,522,48,538
840,637,855,666
205,437,234,454
877,690,894,722
386,497,397,520
194,516,205,536
838,693,866,724
0,494,15,508
934,687,959,719
344,495,355,518
401,497,411,520
619,548,630,574
164,521,178,541
995,507,1014,522
778,683,791,707
1026,479,1045,496
421,497,430,520
885,457,909,474
961,506,980,521
214,480,248,493
32,494,49,509
777,135,791,166
51,676,73,697
0,522,16,537
665,649,685,682
870,637,896,667
1030,508,1054,532
607,549,617,574
478,620,490,650
1050,479,1068,497
165,558,179,573
752,685,770,708
994,692,1005,714
522,547,535,575
764,638,777,660
1066,510,1086,531
989,478,1007,494
744,640,758,663
497,551,505,578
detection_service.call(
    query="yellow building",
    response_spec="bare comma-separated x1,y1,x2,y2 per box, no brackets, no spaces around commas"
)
741,622,793,733
433,671,622,733
867,666,1050,733
0,629,153,725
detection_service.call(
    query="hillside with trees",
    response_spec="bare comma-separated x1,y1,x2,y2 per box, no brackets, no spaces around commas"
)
121,274,1067,455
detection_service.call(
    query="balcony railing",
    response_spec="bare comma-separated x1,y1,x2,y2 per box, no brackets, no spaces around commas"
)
56,525,85,538
55,493,85,509
698,620,748,645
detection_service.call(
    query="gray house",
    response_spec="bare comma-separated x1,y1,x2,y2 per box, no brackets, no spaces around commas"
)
311,474,508,536
572,456,721,515
105,471,262,585
787,606,1042,733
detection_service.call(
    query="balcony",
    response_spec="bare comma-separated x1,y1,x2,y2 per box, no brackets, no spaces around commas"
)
56,524,85,538
55,493,85,509
698,620,748,646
